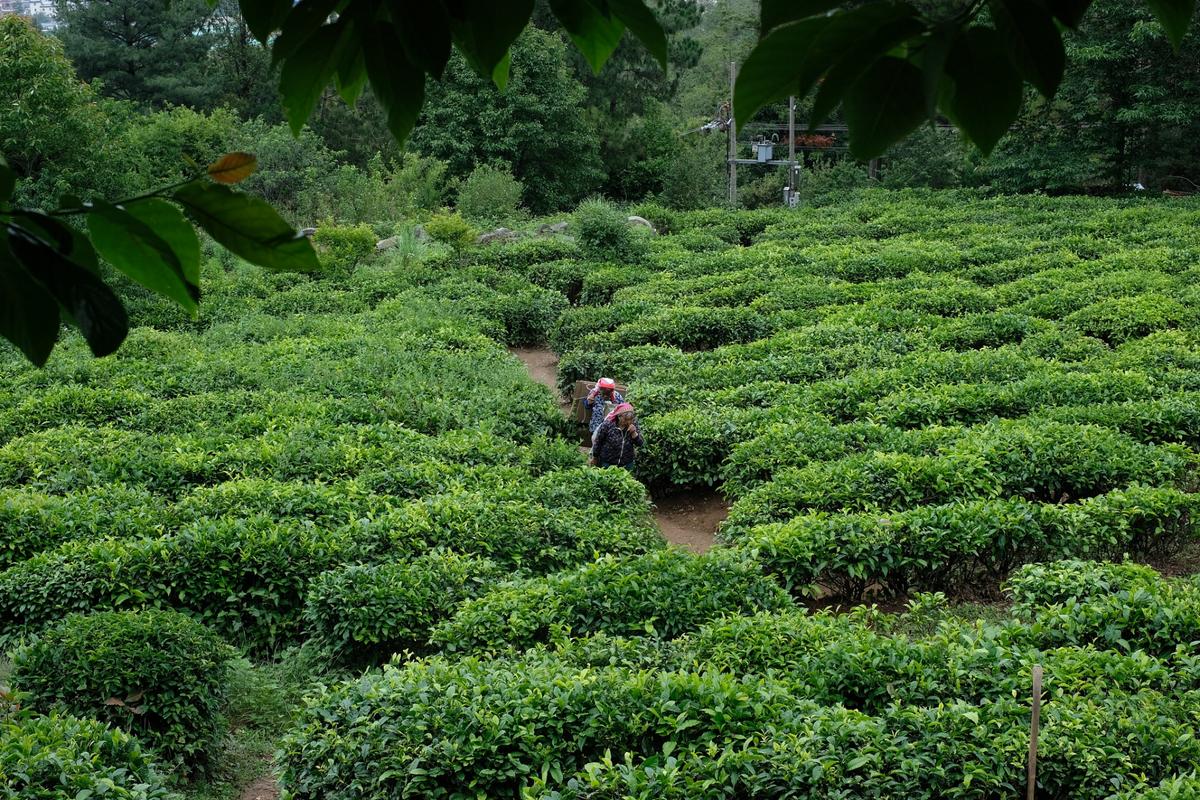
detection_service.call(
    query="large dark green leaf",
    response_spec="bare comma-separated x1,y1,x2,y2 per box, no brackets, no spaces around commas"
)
334,40,369,105
239,0,294,42
280,22,349,135
760,0,844,33
734,3,919,130
843,56,927,159
364,27,427,144
609,0,668,69
550,0,626,74
809,17,925,127
990,0,1066,98
920,29,955,120
0,158,13,206
124,200,201,288
271,0,342,65
1144,0,1196,49
388,0,453,78
939,26,1024,155
8,224,128,358
444,0,535,85
491,50,513,92
87,200,198,312
173,182,320,272
15,210,99,274
1047,0,1094,26
0,226,59,366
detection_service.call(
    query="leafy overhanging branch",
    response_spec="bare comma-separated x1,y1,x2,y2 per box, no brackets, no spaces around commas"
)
0,153,319,366
735,0,1196,158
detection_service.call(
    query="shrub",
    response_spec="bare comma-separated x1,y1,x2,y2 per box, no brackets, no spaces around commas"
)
740,487,1198,600
1006,559,1164,607
11,610,233,774
430,549,792,654
1065,294,1194,344
358,469,662,575
313,224,377,274
0,484,168,569
722,421,1195,535
424,209,477,251
0,520,363,652
0,713,174,799
457,163,525,225
278,654,798,800
574,197,647,264
526,690,1200,800
304,551,502,664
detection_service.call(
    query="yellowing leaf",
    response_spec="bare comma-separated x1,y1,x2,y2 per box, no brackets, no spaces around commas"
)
207,152,258,185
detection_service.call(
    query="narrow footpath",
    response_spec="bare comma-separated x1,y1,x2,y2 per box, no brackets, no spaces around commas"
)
511,347,724,553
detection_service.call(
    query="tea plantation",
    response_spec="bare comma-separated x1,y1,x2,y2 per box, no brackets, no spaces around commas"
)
4,190,1200,798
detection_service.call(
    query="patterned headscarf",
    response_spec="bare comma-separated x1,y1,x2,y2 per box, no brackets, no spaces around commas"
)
605,402,635,423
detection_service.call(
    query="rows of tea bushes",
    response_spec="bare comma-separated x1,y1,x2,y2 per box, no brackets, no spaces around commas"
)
0,250,666,784
274,193,1200,799
9,192,1200,796
535,192,1200,596
279,560,1200,799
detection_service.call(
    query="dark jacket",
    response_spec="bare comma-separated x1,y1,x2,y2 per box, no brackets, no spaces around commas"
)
592,420,642,466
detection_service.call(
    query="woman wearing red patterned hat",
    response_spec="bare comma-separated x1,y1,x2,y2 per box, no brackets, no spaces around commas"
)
583,376,623,438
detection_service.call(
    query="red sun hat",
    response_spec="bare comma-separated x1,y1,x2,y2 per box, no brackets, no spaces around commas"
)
597,377,616,390
605,402,634,422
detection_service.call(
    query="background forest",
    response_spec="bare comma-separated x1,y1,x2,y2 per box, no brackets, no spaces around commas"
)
5,0,1200,231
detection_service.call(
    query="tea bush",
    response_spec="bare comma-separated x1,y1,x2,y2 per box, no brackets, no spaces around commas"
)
431,550,791,654
278,654,799,799
312,224,377,275
424,209,477,251
304,551,503,664
11,610,233,774
739,487,1198,599
0,713,174,799
574,197,647,264
457,163,524,225
0,520,364,651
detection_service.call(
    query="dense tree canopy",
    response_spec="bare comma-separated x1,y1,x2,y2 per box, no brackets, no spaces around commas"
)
982,0,1200,191
0,16,124,204
413,27,605,213
54,0,217,107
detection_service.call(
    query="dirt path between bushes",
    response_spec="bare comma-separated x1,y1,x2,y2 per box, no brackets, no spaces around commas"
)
650,491,724,554
238,775,279,800
510,347,721,553
511,347,571,413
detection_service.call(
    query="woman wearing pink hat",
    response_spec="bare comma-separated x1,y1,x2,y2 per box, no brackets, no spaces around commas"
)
589,402,642,470
584,377,624,438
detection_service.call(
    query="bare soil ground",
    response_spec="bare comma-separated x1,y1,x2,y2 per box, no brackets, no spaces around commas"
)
510,347,568,409
238,776,279,800
510,347,727,552
651,490,727,553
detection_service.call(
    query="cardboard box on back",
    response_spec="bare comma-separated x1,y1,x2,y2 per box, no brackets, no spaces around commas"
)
571,380,629,423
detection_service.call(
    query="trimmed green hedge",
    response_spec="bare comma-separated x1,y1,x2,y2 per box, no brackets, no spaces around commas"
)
738,487,1198,599
431,550,792,654
0,519,362,651
722,421,1194,535
278,655,798,800
304,551,502,664
525,690,1200,799
11,610,233,774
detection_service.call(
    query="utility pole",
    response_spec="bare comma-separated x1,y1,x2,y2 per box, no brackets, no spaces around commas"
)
787,95,796,200
728,60,737,208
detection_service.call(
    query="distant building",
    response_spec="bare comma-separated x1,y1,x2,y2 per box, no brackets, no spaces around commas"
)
0,0,57,29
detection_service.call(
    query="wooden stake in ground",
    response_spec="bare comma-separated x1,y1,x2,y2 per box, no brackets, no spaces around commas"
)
1027,664,1043,800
